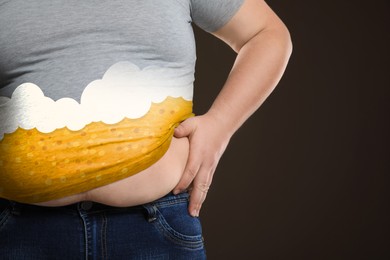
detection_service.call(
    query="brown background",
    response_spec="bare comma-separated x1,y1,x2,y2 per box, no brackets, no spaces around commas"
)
192,0,390,259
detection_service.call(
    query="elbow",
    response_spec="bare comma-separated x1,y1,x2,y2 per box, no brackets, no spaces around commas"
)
267,21,293,62
269,22,293,65
282,24,293,59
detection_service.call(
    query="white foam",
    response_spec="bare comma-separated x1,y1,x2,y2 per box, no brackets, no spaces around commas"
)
0,61,193,139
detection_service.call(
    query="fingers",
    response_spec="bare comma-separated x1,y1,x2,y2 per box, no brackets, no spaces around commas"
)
173,148,212,217
173,118,200,194
188,165,215,217
174,118,195,138
172,116,222,217
173,154,215,217
173,150,200,194
174,120,192,138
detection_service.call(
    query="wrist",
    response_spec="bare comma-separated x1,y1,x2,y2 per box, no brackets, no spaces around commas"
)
204,108,237,140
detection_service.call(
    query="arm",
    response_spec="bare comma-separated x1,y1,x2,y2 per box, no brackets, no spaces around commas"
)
173,0,293,217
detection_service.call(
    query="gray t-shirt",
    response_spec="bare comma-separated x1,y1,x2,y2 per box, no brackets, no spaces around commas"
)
0,0,245,136
0,0,244,101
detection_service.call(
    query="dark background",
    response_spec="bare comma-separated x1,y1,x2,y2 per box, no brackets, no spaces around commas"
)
192,1,389,259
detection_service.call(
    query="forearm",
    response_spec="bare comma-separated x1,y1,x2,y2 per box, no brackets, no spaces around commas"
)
174,0,293,216
207,25,292,137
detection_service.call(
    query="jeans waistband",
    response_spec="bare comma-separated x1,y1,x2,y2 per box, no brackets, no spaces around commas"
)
0,191,190,213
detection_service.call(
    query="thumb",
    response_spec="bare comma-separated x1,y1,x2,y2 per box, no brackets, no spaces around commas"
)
174,118,196,138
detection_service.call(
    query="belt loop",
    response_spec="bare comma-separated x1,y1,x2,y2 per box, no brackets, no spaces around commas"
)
142,204,158,223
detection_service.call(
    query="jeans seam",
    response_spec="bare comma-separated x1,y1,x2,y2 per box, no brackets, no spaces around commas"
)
78,209,91,260
0,207,11,232
153,216,204,250
154,198,189,208
100,213,107,260
152,193,190,209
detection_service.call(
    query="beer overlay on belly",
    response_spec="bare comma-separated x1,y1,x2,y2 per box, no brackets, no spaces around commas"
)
0,61,194,203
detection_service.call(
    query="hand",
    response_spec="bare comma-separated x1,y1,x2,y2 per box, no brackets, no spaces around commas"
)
173,113,231,217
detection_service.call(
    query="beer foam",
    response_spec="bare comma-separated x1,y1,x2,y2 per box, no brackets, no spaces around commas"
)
0,61,193,139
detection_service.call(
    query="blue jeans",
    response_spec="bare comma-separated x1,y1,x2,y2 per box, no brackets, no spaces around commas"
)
0,192,206,259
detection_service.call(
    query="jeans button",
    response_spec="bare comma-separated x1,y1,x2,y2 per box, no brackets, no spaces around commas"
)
80,201,93,210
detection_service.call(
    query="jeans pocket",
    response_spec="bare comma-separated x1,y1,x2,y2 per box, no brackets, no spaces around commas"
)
144,195,204,250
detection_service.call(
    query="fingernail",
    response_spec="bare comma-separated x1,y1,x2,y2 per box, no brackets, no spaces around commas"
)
173,189,180,195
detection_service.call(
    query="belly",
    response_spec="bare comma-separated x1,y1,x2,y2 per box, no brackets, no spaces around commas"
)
0,96,193,204
33,136,189,207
